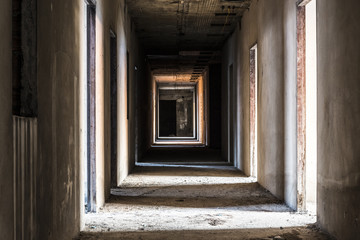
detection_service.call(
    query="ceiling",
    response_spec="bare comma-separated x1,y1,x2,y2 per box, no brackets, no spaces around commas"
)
126,0,251,79
126,0,252,54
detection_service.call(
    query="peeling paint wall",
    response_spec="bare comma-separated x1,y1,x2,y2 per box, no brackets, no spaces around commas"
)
0,0,14,239
317,0,360,238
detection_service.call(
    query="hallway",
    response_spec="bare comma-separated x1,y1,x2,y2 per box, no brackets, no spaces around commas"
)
79,166,331,239
1,0,360,239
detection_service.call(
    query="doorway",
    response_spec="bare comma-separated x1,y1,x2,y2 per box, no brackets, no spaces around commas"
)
110,30,117,187
250,44,258,179
297,0,317,213
155,84,197,142
85,2,96,213
228,64,235,164
159,100,177,137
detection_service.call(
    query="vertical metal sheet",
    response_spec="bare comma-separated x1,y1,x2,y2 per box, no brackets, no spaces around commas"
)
13,116,37,240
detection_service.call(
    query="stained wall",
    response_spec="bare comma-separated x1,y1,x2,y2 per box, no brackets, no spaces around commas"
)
317,0,360,238
0,0,14,239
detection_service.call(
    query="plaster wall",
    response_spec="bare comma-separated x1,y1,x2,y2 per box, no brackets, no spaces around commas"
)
0,0,14,239
283,0,298,211
222,26,241,166
238,0,259,174
126,8,145,180
226,0,298,208
317,0,360,238
256,0,285,201
36,1,143,237
79,0,144,210
112,1,144,184
37,0,81,238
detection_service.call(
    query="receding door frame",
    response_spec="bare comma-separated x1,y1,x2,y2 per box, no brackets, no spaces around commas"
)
155,83,198,142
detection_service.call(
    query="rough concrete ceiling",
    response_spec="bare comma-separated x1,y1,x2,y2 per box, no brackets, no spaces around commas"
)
126,0,252,54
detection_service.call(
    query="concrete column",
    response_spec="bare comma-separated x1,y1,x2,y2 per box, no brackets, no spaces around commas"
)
317,0,360,238
0,0,14,239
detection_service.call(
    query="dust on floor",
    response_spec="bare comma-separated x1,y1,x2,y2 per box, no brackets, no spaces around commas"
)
79,166,334,240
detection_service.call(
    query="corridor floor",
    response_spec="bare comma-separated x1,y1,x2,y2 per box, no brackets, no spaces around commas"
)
79,166,333,240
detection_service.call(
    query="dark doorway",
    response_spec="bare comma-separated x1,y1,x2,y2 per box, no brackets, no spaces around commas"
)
86,2,96,213
229,64,235,164
126,51,130,120
209,64,222,149
159,100,177,137
110,31,117,188
250,45,258,178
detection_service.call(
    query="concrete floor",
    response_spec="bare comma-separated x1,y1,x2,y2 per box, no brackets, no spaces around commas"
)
79,166,334,240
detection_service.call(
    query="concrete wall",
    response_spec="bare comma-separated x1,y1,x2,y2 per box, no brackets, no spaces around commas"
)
317,0,360,238
37,0,81,238
283,0,298,211
110,1,144,184
238,0,259,174
0,0,14,239
256,0,286,201
224,0,298,209
36,0,143,237
222,26,241,165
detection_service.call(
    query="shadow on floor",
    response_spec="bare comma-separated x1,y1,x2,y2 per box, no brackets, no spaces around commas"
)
110,182,284,209
82,166,320,238
77,225,335,240
127,165,246,177
139,147,226,164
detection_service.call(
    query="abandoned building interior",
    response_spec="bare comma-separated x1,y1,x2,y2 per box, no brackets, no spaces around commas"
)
0,0,359,239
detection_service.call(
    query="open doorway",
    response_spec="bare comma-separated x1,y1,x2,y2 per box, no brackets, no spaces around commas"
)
297,0,317,214
228,64,235,164
110,30,117,188
156,84,197,141
85,2,96,213
250,44,258,179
